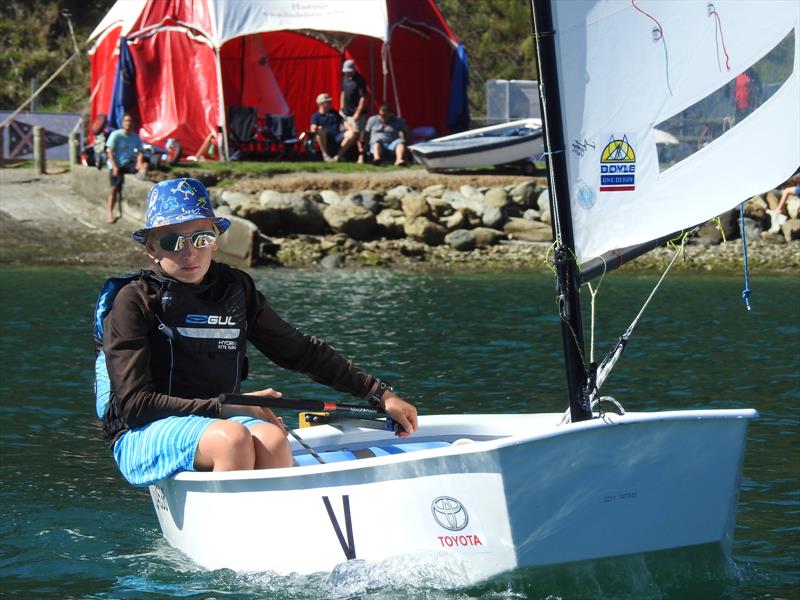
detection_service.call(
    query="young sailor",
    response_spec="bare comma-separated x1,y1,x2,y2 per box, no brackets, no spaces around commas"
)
95,177,417,486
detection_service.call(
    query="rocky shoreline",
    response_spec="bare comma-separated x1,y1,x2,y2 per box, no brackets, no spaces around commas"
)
1,166,798,274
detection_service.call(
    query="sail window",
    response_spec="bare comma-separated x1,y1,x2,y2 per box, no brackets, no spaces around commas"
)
655,29,794,172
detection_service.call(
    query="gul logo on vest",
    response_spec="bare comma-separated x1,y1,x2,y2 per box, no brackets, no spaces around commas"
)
186,313,235,326
599,134,636,192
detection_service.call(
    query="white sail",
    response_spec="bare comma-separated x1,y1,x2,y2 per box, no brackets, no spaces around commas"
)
550,0,800,265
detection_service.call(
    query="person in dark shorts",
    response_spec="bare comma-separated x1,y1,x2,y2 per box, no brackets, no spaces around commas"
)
339,59,368,163
310,93,357,162
106,113,148,224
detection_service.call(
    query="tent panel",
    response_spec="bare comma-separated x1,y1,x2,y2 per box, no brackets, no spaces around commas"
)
89,27,122,141
220,35,290,119
132,0,214,41
386,0,458,44
260,31,343,133
213,0,389,46
129,30,219,154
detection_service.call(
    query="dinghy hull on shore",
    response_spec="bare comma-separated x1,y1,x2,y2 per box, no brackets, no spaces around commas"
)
409,118,544,171
148,409,755,584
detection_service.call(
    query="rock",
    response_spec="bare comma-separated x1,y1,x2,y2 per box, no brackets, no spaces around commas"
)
444,190,484,215
255,191,327,234
443,210,466,231
483,187,510,208
302,190,323,204
322,203,377,240
386,185,415,202
445,229,477,251
765,191,780,210
523,208,540,221
220,190,249,207
788,196,800,219
744,195,768,221
504,217,553,242
767,209,788,234
472,227,505,247
375,208,406,238
482,205,506,229
465,211,483,228
535,188,550,212
404,217,446,246
539,207,551,225
695,210,738,244
400,240,427,257
510,181,537,208
401,194,431,219
422,184,446,198
459,184,480,199
781,218,800,242
427,197,454,218
319,253,345,269
214,204,234,216
346,190,383,214
741,217,762,240
319,190,343,205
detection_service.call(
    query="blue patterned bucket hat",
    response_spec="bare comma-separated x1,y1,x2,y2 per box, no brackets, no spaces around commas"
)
131,178,231,244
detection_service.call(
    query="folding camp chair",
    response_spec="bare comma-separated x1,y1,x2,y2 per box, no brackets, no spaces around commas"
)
264,114,299,159
227,106,259,159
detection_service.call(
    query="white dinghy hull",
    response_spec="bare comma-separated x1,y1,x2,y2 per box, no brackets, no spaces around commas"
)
409,118,544,171
148,409,755,584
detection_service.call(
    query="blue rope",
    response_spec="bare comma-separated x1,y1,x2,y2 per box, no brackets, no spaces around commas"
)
739,202,752,310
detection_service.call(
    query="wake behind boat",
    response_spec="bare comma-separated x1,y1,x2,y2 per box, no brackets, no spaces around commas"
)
409,118,544,172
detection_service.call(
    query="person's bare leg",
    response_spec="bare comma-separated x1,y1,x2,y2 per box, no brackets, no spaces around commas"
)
394,143,407,166
372,142,383,164
194,420,256,471
106,187,119,224
137,154,149,177
316,130,331,161
249,423,293,468
336,130,357,161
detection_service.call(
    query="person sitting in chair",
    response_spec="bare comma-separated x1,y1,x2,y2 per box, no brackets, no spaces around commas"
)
310,93,357,162
365,103,410,166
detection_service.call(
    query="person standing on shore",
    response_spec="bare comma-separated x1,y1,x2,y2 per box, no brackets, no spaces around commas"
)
339,59,368,164
94,178,418,486
105,113,148,224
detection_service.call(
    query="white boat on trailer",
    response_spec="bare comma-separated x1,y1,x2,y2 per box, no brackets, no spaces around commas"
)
134,0,798,586
150,409,755,582
409,118,543,172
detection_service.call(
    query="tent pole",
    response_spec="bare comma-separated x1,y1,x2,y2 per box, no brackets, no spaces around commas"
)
213,46,230,161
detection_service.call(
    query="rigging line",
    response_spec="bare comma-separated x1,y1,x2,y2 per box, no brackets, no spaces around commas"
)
587,255,608,364
595,244,683,390
630,0,674,96
739,202,753,311
708,5,731,72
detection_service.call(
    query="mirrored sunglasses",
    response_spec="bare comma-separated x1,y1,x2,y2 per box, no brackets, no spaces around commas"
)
157,230,217,252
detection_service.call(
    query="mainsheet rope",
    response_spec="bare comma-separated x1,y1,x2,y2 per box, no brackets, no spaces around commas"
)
739,202,753,310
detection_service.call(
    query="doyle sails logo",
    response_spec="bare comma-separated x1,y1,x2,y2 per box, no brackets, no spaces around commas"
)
186,314,235,326
599,134,636,192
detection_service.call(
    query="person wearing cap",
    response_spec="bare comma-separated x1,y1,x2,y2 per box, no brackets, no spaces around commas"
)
310,92,357,162
96,178,418,487
339,59,368,163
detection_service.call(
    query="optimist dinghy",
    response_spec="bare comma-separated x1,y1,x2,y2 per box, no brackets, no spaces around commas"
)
409,118,544,172
134,0,799,585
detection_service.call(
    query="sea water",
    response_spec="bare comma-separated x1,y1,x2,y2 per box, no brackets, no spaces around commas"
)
0,266,797,599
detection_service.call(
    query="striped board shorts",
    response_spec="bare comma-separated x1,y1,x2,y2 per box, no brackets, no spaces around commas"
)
113,415,266,486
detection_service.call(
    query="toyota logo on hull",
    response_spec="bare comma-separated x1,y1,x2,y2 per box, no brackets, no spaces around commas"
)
431,496,469,531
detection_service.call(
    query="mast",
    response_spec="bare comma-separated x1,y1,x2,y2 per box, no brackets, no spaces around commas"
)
530,0,592,422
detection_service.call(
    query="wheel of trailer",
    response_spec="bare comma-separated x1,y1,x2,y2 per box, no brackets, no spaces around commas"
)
166,142,183,165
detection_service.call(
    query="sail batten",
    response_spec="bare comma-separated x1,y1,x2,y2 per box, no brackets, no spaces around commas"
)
549,0,800,266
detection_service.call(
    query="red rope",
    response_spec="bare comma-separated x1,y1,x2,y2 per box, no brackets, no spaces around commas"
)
709,8,732,71
631,0,664,40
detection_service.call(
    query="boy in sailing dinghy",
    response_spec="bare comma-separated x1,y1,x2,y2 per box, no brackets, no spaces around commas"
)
93,178,418,486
